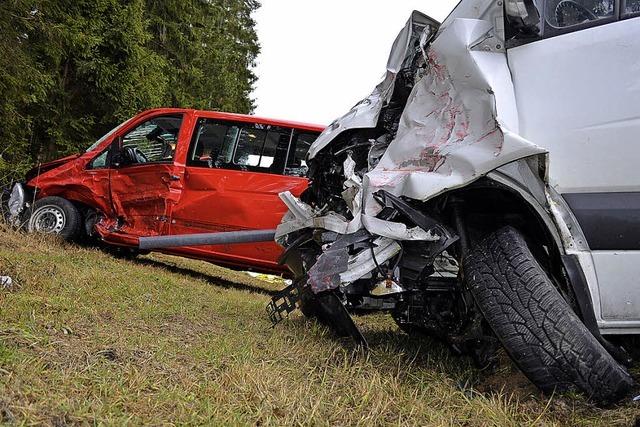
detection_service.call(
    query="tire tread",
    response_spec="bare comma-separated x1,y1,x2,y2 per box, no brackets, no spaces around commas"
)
464,226,634,404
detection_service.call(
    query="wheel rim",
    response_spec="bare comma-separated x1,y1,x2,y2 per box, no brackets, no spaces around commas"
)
29,205,66,234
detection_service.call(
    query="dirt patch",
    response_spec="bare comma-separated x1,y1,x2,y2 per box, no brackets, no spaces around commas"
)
475,352,540,400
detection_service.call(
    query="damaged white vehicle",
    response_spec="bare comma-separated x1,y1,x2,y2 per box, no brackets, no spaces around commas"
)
268,0,639,404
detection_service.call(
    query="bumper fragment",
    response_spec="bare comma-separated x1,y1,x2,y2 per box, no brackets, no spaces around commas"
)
6,183,27,225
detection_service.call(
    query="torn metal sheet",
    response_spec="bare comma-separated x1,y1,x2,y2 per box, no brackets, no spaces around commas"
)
365,18,545,204
276,191,362,239
305,236,402,294
361,215,439,241
308,11,440,160
340,237,401,284
278,10,546,293
308,248,350,293
276,191,443,243
342,154,363,216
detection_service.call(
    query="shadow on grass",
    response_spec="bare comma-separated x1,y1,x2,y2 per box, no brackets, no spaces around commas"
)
135,257,280,297
283,316,537,399
283,314,474,377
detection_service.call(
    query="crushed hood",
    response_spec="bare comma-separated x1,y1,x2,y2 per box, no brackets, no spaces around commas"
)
308,11,439,160
308,14,545,208
364,17,546,204
279,10,546,242
26,153,81,181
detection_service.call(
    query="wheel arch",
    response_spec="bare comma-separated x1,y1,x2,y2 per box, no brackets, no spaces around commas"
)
429,173,632,364
434,176,565,264
25,184,106,237
29,184,106,218
425,174,572,314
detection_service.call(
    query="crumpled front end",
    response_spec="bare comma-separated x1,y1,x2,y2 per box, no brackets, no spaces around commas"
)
269,9,547,348
267,5,639,404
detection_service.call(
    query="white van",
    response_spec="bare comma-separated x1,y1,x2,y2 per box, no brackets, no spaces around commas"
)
270,0,640,404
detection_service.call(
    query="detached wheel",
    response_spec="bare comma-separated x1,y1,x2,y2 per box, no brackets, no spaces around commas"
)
464,226,635,404
27,196,82,241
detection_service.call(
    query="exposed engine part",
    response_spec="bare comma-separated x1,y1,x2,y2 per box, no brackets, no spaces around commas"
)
266,280,302,326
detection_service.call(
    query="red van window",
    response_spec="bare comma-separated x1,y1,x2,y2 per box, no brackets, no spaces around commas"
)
624,0,640,15
188,119,294,175
286,131,317,177
121,115,183,164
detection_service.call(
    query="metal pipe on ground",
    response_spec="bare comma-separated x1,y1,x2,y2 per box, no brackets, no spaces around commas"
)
138,229,277,250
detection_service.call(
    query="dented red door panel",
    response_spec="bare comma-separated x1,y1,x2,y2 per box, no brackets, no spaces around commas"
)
100,111,193,240
108,163,177,236
166,167,308,272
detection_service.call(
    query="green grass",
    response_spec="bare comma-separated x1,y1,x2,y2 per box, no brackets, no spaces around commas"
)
0,225,638,425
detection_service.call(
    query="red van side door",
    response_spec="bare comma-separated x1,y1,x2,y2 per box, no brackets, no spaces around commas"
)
167,117,315,272
107,114,186,237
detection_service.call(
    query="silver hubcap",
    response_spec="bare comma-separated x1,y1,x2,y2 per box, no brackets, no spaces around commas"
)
29,205,66,233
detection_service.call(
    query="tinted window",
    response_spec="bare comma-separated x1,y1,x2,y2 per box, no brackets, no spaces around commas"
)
120,115,183,165
233,127,268,167
188,121,239,167
187,119,293,174
623,0,640,14
286,132,318,177
233,127,291,170
261,129,289,168
546,0,615,28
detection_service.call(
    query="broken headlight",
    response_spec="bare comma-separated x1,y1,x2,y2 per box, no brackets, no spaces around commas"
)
8,183,26,218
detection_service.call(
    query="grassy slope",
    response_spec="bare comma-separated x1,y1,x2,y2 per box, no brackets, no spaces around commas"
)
0,226,638,426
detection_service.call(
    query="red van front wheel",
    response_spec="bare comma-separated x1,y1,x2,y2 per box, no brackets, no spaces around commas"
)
27,196,81,241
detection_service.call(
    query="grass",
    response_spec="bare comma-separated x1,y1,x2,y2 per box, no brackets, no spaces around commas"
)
0,225,638,426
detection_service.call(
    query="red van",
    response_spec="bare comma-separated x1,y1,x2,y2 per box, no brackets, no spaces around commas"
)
5,108,324,274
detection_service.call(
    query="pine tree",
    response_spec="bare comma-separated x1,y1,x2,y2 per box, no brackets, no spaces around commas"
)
0,0,260,184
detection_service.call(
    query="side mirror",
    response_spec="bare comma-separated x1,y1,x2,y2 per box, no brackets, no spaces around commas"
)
111,153,122,168
110,138,136,168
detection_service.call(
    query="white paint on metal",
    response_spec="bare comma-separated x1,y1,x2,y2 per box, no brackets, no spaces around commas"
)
508,17,640,194
308,11,440,159
339,237,401,283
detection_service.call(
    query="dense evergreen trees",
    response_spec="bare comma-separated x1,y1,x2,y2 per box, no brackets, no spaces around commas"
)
0,0,260,183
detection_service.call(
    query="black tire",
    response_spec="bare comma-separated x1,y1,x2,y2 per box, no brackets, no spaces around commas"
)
298,286,319,319
27,196,82,241
464,226,635,404
296,284,367,346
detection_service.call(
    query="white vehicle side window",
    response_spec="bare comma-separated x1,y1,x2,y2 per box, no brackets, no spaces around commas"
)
546,0,615,27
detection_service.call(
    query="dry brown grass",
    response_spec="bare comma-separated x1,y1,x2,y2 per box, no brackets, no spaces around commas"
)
0,225,638,426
